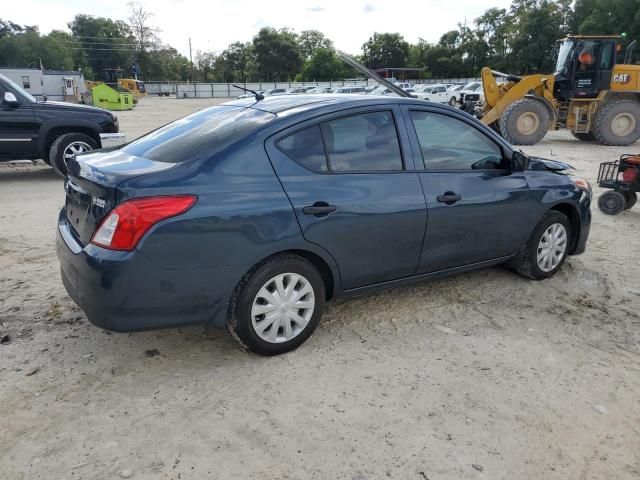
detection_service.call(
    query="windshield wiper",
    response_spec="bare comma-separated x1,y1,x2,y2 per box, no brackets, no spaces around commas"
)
232,85,264,101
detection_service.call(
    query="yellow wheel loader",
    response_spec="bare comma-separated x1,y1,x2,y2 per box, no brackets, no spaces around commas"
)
479,35,640,145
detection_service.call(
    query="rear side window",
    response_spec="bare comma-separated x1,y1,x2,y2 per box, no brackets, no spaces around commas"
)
323,111,403,172
277,125,328,172
410,111,504,170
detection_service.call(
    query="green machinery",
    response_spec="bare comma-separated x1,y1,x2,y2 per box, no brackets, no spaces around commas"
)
88,69,134,111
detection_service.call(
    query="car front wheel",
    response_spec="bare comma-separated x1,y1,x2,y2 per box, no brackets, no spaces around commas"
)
513,210,571,280
227,254,325,356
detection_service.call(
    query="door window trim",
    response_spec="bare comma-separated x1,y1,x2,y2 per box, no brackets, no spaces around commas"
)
272,106,420,174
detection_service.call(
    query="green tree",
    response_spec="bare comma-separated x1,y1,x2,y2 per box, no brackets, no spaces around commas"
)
68,14,135,80
252,27,303,81
301,48,344,81
361,32,409,69
297,30,333,59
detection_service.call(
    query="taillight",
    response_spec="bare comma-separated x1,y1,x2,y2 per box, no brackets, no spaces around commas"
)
622,167,637,183
91,195,197,251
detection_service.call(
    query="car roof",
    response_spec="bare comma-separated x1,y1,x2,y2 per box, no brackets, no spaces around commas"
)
223,93,453,115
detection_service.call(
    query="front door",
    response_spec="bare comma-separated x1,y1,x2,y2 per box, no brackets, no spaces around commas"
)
0,91,37,158
266,107,427,289
403,107,531,273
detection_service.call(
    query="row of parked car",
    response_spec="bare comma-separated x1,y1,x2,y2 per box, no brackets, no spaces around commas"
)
237,81,485,106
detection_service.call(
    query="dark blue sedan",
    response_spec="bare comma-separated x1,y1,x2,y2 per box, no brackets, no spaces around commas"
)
56,95,591,355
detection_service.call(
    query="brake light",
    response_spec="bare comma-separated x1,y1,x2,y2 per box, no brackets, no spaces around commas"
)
622,167,637,183
91,195,197,251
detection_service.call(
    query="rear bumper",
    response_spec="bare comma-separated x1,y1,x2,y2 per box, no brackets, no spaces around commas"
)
99,133,126,149
56,208,230,332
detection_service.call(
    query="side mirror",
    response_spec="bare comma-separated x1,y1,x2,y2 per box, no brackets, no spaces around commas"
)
3,92,18,107
511,150,529,171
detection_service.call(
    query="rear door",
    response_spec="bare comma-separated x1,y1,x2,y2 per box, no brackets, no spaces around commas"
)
266,106,427,290
402,106,530,273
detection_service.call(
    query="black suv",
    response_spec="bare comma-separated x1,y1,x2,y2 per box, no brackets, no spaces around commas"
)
0,73,125,175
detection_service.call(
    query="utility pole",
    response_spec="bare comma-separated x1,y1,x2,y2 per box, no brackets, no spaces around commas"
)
189,37,193,82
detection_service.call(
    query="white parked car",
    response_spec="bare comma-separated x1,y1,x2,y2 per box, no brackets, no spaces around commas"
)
455,82,484,105
394,82,412,89
307,86,333,94
263,88,288,96
333,86,367,94
417,84,453,103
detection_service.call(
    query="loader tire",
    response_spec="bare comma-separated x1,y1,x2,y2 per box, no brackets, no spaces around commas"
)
499,98,550,145
592,99,640,146
571,131,596,141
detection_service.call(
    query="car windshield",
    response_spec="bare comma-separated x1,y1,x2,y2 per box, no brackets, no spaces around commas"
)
0,74,36,102
463,82,480,91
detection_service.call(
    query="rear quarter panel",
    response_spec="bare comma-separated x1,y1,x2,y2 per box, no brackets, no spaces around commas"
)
117,138,341,325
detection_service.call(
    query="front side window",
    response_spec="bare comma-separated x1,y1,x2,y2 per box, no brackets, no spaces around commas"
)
410,111,503,170
323,111,403,172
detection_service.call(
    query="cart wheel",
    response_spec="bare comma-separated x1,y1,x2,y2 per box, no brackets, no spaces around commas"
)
624,191,637,210
598,191,626,215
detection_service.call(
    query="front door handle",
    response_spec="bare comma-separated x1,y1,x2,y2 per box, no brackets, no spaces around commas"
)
436,192,462,205
302,202,337,217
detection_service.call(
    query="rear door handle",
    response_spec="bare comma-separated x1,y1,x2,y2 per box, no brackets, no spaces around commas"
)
302,202,337,217
436,192,462,205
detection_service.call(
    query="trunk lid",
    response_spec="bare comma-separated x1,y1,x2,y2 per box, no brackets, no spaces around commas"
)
64,149,174,245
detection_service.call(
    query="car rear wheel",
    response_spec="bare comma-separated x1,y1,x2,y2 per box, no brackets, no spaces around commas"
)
449,96,457,106
50,133,97,176
513,210,571,280
227,254,325,356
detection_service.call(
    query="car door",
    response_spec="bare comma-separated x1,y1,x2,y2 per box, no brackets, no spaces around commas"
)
402,106,531,273
0,88,37,158
266,106,427,290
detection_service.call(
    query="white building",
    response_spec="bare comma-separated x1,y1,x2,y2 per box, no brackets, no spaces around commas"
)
0,68,86,102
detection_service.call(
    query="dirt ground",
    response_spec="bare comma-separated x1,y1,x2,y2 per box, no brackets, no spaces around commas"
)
1,97,639,480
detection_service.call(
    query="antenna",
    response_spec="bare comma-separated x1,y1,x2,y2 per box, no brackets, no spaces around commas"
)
232,85,264,101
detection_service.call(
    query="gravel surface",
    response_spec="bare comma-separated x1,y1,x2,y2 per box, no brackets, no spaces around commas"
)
1,97,639,480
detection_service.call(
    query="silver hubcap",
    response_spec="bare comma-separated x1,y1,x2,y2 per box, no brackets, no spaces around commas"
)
611,112,636,137
537,223,567,272
63,141,92,164
251,273,315,343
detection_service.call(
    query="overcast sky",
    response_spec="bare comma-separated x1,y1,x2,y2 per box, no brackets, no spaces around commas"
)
1,0,513,57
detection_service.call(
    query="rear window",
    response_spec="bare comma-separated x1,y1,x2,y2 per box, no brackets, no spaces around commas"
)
122,106,273,163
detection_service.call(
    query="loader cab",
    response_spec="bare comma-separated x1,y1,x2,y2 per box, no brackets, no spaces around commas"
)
553,36,619,101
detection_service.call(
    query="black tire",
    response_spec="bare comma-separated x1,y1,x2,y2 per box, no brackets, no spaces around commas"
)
571,131,596,141
449,96,457,106
592,99,640,146
598,191,626,215
499,98,550,145
624,191,637,210
513,210,571,280
227,254,326,356
50,133,98,176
